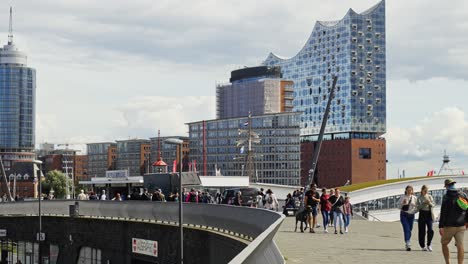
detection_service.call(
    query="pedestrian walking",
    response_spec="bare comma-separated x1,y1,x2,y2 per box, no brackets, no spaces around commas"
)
328,189,335,227
111,193,122,201
233,191,242,206
439,179,468,264
283,193,295,216
417,185,435,251
343,196,353,233
264,189,279,211
186,188,199,203
304,184,320,233
398,185,417,251
100,190,107,200
77,189,88,200
320,188,331,233
329,188,345,234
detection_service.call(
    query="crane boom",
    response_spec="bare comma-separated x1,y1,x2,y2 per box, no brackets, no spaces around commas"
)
306,75,338,188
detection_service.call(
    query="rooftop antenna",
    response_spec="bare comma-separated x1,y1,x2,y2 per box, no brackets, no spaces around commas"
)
8,6,13,45
438,150,454,176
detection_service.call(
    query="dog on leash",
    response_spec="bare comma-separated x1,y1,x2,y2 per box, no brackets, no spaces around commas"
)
294,206,310,232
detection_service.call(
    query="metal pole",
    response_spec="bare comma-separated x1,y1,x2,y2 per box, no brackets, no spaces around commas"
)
36,161,43,264
179,143,183,264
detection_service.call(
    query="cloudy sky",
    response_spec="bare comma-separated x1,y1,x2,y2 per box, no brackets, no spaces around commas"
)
2,0,467,178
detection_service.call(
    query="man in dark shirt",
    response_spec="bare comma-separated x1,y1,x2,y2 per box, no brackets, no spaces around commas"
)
304,184,320,233
439,179,468,264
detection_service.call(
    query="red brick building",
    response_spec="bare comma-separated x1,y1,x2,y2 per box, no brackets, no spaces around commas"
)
301,138,386,188
74,155,88,183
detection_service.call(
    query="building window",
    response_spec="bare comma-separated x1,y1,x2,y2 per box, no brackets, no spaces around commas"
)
77,247,101,264
359,148,372,159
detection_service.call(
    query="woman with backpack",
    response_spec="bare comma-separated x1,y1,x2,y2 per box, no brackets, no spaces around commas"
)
264,189,279,211
398,185,418,251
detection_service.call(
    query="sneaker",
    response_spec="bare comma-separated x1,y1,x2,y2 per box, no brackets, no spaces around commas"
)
324,229,328,233
421,247,427,251
334,230,338,234
406,247,411,251
427,245,433,252
310,229,315,233
340,230,344,235
316,224,321,228
345,227,348,233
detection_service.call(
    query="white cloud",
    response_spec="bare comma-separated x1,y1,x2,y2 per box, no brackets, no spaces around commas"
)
113,96,215,139
387,107,468,177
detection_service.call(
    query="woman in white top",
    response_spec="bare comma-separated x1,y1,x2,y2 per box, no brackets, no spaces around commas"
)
398,185,418,251
264,189,279,211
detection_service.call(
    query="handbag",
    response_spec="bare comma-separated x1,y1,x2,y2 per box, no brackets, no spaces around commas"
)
401,196,412,212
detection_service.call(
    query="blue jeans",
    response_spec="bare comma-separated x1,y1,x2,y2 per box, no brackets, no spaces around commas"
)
321,210,330,229
334,211,344,230
400,211,415,242
345,214,351,228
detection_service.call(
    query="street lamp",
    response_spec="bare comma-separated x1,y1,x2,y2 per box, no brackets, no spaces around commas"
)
164,138,183,264
33,159,44,263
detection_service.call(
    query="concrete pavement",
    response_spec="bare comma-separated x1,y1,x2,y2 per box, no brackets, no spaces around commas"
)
275,216,468,264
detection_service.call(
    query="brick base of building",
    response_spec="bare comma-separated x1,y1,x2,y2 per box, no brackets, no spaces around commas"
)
301,138,386,188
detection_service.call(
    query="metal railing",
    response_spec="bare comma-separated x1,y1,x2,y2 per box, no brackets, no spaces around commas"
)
0,200,285,264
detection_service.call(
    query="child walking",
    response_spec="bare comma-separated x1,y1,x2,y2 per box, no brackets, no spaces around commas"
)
343,196,353,233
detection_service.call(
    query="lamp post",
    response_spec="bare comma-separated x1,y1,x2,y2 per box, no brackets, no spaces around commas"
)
164,138,183,264
33,159,44,263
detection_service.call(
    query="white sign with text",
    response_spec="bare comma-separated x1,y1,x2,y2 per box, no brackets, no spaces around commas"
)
132,238,158,257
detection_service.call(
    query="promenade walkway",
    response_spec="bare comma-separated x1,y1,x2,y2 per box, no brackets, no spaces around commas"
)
275,216,468,263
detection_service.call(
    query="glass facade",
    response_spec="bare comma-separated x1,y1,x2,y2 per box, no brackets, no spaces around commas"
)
87,143,116,178
116,139,150,176
263,1,386,137
0,53,36,152
217,78,283,119
188,112,301,185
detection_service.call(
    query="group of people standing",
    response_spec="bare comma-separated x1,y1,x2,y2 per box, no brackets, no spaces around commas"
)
304,184,353,234
399,179,468,264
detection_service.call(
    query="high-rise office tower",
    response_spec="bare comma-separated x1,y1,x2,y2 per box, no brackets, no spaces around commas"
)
0,8,36,170
216,66,293,119
263,1,386,187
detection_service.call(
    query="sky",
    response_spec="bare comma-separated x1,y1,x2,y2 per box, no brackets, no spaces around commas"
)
1,0,467,178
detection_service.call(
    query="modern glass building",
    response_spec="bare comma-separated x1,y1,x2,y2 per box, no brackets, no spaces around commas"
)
187,112,301,186
216,66,293,119
0,10,36,170
115,139,151,176
87,142,117,178
263,0,386,138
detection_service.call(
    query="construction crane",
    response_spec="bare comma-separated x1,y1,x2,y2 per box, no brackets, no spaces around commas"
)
306,75,338,188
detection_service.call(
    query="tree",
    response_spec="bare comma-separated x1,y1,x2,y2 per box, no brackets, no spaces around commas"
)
43,170,71,199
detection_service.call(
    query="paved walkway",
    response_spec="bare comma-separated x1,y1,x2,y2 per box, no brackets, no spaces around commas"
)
275,216,468,263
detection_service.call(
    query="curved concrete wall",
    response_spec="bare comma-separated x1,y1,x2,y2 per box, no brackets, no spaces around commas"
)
0,201,285,264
